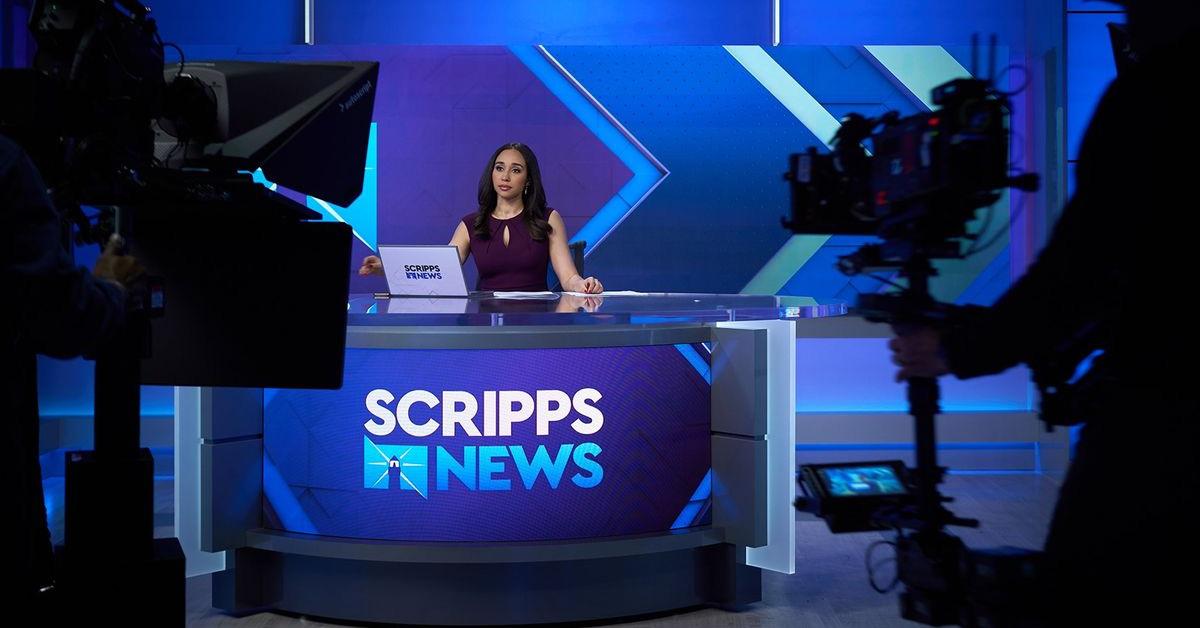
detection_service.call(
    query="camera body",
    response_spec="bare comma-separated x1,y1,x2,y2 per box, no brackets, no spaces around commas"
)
784,71,1046,626
784,78,1023,272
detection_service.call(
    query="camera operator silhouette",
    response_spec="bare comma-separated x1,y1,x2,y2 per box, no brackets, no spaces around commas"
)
890,2,1200,622
1,135,142,610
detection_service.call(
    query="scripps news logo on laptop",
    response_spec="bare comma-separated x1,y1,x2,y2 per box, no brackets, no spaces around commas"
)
404,264,442,280
362,388,604,499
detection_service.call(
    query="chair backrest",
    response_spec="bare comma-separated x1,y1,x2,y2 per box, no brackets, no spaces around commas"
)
550,240,587,291
569,240,586,277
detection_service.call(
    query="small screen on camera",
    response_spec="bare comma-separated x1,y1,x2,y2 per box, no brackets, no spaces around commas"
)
818,465,907,497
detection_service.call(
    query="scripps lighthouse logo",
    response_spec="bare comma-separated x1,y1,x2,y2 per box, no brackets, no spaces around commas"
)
362,389,604,498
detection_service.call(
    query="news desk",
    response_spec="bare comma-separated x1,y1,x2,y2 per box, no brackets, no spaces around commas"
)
177,293,845,625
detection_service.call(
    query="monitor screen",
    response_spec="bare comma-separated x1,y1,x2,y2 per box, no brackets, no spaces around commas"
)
818,464,907,497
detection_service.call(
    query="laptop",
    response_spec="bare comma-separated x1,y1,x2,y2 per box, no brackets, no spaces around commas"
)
376,245,469,297
385,296,470,314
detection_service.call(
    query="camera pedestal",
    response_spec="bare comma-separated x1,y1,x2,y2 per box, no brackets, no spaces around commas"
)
59,449,184,625
56,312,185,625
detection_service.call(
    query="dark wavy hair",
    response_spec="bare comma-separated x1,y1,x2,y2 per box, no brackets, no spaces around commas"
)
473,142,552,241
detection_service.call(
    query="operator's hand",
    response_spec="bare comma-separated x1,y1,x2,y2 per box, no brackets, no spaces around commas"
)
359,255,383,276
889,327,949,382
92,234,143,289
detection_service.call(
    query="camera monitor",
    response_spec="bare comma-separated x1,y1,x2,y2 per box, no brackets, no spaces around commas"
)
799,460,912,532
814,463,909,497
135,61,380,389
155,60,378,206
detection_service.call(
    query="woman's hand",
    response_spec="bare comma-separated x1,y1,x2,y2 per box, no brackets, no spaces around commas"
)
567,275,603,294
359,255,383,276
556,294,603,312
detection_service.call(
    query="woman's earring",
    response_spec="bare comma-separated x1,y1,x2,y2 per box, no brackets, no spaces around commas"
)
524,185,529,195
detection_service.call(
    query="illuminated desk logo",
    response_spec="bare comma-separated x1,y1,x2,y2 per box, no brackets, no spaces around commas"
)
363,436,602,497
362,388,607,498
360,389,604,497
363,437,428,497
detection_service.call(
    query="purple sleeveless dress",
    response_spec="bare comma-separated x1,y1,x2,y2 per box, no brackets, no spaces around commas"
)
461,211,551,291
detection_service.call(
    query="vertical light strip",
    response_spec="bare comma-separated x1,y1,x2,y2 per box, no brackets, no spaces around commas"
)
772,0,780,46
718,320,796,575
304,0,315,45
174,387,226,577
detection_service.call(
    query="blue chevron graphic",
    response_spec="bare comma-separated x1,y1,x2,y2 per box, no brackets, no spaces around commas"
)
671,469,712,529
725,45,846,296
863,46,970,110
724,46,843,150
728,46,889,297
542,46,820,292
510,46,667,257
308,122,378,250
252,122,379,251
727,45,1011,303
263,454,317,534
674,343,712,385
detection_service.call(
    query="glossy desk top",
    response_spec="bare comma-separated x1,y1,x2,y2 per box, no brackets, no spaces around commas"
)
347,292,847,327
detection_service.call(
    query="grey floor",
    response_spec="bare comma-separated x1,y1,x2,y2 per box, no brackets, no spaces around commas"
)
146,473,1058,628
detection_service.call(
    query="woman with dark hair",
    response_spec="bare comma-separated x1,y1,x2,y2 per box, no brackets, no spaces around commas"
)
360,142,603,293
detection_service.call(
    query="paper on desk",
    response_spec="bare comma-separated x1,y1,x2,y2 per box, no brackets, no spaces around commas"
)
490,291,560,299
562,290,646,296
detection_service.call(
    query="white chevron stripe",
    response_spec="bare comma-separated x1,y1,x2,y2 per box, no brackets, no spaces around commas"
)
862,46,970,111
723,45,842,149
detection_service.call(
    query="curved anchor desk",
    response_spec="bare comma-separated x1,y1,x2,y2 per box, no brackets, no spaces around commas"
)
176,293,846,625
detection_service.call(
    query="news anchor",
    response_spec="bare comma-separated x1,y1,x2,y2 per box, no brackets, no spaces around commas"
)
360,142,603,293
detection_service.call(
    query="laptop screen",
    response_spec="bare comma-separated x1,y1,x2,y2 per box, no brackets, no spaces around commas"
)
377,245,469,297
